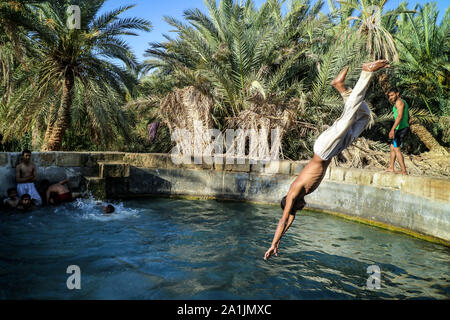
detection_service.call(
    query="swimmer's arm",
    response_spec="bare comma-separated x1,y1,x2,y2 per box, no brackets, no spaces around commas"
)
264,178,305,260
275,214,295,249
272,185,302,244
264,207,291,260
264,191,299,260
282,214,296,237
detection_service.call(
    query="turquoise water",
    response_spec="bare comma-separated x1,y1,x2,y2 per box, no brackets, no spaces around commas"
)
0,197,449,299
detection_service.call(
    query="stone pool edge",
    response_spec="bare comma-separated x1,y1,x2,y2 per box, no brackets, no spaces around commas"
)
0,152,449,246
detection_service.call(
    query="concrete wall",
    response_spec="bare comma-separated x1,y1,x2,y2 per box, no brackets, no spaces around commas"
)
1,152,449,245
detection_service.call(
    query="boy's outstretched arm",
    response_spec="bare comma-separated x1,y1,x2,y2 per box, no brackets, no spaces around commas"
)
264,179,304,261
274,214,296,251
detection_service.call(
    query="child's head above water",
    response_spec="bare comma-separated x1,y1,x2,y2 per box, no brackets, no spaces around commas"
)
103,204,115,215
7,188,18,199
19,194,32,208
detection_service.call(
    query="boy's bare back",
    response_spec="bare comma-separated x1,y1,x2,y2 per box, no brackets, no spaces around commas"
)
48,181,70,195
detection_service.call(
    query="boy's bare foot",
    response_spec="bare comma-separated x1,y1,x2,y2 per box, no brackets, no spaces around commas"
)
395,171,408,175
362,59,390,72
385,168,395,173
331,66,350,93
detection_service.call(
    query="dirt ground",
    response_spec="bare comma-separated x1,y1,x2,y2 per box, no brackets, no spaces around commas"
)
332,138,449,178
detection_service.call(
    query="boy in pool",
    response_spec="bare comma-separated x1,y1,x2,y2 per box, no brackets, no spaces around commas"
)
96,202,115,215
42,179,80,206
3,188,20,209
264,60,390,261
16,150,42,206
103,204,115,215
17,194,36,211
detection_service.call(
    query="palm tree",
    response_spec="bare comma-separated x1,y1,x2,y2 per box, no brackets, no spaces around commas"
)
141,0,335,158
0,1,47,72
1,0,152,151
394,3,449,114
336,0,406,62
0,1,47,107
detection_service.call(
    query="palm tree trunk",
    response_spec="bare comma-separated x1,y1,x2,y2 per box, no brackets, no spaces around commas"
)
377,72,391,95
43,74,74,151
409,121,448,154
42,102,58,151
43,122,53,150
32,117,41,150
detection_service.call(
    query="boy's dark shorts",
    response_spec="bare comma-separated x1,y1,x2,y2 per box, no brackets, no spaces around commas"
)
392,127,410,148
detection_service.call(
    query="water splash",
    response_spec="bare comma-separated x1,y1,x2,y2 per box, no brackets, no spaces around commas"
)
64,195,141,221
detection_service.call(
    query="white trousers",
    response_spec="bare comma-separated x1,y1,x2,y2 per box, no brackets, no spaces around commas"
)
314,70,372,161
17,183,42,206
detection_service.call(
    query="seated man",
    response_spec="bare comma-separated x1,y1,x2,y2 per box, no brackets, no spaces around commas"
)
17,194,36,211
3,188,20,209
43,179,77,205
264,60,390,261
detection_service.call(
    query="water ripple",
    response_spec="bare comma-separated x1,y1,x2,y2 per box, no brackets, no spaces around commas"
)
0,198,448,299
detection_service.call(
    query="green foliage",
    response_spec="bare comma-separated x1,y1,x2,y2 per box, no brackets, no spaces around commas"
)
144,0,327,118
392,3,449,117
0,0,152,151
1,0,448,155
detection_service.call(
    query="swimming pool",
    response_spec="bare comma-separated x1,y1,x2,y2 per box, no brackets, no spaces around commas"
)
0,197,448,299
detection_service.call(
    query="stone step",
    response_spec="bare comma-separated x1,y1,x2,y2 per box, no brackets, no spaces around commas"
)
81,174,130,201
98,161,130,179
80,176,106,200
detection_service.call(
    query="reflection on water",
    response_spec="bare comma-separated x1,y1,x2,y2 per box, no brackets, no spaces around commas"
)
0,197,448,299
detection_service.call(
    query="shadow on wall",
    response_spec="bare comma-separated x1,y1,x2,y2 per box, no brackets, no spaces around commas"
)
121,167,173,196
125,166,289,203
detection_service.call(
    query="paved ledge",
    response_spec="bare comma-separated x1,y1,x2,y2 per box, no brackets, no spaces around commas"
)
0,152,449,245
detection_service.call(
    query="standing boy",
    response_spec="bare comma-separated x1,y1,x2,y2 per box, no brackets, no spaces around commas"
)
386,88,409,175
